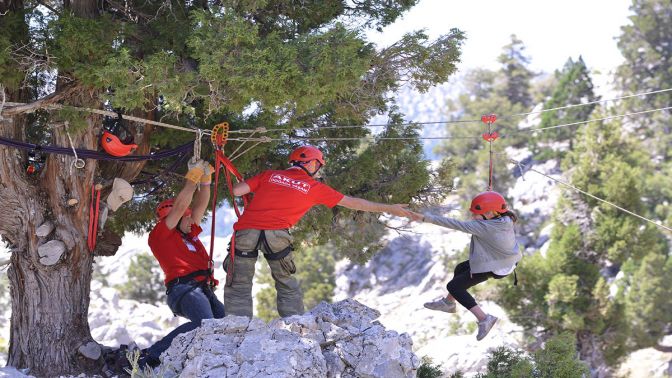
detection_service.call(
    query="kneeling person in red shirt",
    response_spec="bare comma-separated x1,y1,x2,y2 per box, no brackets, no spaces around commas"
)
227,146,413,318
140,159,224,367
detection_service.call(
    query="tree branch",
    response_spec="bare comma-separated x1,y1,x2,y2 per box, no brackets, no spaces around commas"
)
654,344,672,353
1,84,80,117
37,0,61,15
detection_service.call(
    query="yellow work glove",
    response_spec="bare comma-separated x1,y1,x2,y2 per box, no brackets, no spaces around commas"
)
200,161,215,185
185,165,205,184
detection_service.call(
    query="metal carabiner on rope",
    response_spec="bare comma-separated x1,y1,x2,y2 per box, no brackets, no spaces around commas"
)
211,122,230,150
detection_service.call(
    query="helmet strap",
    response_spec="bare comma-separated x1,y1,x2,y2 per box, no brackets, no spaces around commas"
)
295,160,320,177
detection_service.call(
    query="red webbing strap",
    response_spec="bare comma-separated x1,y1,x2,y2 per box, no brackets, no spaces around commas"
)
210,150,249,287
87,184,101,253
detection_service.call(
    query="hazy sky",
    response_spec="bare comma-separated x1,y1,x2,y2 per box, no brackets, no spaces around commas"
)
368,0,632,76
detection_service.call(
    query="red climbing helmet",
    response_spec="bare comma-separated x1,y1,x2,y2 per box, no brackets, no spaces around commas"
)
101,131,138,157
288,145,325,165
156,198,192,219
470,191,508,215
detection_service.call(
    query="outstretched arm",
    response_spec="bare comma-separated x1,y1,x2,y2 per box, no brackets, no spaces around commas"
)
337,196,413,218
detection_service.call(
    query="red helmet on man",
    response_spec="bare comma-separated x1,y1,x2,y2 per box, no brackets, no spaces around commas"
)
470,191,508,215
156,198,191,219
288,145,325,166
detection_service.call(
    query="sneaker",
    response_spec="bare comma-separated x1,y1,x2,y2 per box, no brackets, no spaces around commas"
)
476,314,498,341
423,298,457,313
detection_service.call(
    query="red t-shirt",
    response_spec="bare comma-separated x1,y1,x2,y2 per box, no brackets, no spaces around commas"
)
148,220,210,284
234,168,344,231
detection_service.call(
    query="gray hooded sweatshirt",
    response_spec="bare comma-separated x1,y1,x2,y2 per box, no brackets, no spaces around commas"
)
423,213,522,274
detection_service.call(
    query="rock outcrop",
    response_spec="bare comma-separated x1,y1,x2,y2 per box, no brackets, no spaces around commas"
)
160,299,419,378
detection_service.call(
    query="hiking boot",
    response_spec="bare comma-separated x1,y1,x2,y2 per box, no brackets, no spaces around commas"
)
476,314,498,341
423,298,457,313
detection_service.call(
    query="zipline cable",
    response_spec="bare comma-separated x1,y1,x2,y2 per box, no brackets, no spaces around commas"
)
502,87,672,120
227,87,672,134
499,106,672,135
4,87,671,136
507,156,672,233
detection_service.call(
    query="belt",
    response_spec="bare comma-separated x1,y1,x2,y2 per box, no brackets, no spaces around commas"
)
165,269,211,290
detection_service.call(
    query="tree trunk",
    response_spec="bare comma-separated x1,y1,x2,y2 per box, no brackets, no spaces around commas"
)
0,109,101,375
577,331,612,378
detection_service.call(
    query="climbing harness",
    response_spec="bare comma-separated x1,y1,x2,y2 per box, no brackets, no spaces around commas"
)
481,114,498,191
101,113,138,157
88,184,102,253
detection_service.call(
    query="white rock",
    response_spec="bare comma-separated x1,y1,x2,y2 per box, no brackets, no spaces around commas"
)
35,222,54,237
78,341,101,360
37,240,66,265
160,300,417,378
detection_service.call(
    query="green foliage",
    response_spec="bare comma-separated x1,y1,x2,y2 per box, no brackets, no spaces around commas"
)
535,56,598,154
477,346,534,378
50,14,119,85
475,334,587,378
500,107,669,368
116,253,165,305
417,356,443,378
624,252,672,349
534,333,589,378
496,35,535,108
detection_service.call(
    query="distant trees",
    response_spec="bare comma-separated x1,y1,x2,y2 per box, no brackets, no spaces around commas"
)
116,253,166,305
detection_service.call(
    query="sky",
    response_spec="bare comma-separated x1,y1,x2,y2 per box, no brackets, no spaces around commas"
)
368,0,632,79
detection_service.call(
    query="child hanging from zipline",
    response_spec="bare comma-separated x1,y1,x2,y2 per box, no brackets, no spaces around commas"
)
406,191,521,341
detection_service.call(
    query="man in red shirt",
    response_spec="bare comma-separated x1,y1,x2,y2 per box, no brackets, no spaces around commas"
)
226,145,412,317
139,159,224,367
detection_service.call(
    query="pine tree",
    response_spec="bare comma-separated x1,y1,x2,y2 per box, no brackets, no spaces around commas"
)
535,56,599,156
496,35,535,109
498,111,669,373
616,0,672,228
116,252,166,305
0,1,465,374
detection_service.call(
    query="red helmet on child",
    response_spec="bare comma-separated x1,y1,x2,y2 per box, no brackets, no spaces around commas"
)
470,191,508,215
156,198,192,219
288,145,325,165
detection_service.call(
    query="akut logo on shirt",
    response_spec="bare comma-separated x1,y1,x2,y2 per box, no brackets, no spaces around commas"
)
269,173,311,194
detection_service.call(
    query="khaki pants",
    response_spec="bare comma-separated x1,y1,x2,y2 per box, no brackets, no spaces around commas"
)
223,229,303,318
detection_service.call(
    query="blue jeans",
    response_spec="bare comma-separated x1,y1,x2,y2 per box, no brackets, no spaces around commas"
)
143,282,225,365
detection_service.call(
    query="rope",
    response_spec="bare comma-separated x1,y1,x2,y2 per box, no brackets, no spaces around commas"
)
227,135,480,142
61,122,86,173
193,129,202,161
507,157,672,233
500,106,672,135
227,119,481,134
3,101,211,135
0,134,194,162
